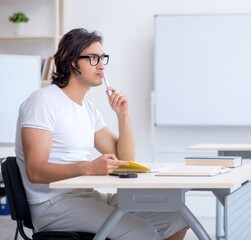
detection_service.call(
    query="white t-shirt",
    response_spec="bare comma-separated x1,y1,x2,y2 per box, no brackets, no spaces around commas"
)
15,84,106,204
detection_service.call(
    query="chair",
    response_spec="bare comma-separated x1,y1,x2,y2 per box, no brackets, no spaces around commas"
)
0,186,5,196
1,156,110,240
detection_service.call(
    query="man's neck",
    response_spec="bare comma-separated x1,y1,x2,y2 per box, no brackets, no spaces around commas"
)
62,78,89,106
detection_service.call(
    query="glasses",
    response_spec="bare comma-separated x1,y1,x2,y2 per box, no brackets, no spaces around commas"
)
78,54,109,66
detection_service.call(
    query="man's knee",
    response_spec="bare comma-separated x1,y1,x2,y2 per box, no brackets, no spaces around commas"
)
111,219,160,240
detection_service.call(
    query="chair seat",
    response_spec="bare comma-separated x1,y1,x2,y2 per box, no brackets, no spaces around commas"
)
77,232,110,240
33,231,110,240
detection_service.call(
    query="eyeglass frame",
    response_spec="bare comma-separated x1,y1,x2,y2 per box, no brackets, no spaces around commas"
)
78,53,109,66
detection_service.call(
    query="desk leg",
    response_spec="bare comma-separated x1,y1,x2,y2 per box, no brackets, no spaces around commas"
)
93,207,125,240
216,151,225,239
216,200,223,240
180,204,211,240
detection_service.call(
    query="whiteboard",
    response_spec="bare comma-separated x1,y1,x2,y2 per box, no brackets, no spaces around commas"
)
154,14,251,126
0,54,41,143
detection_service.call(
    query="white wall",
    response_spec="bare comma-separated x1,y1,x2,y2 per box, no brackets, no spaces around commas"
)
63,0,251,164
62,0,251,218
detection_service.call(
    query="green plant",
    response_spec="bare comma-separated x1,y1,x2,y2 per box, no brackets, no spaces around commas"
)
8,12,29,23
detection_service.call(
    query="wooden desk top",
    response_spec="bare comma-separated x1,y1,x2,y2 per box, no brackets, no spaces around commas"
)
50,164,251,192
188,143,251,151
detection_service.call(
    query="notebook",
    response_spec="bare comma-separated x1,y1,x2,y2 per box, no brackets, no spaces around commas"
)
112,161,151,173
155,165,230,177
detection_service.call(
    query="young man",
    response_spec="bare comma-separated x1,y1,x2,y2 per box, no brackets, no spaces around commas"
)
15,28,188,240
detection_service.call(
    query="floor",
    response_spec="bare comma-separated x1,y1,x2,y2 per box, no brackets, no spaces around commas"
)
0,215,218,240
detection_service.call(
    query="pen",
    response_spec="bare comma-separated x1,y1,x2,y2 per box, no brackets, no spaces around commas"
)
109,173,138,178
103,74,112,96
109,173,119,176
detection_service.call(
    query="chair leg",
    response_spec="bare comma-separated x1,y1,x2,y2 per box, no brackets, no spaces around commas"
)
14,224,18,240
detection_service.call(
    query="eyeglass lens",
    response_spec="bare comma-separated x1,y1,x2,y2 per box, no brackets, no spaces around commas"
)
89,54,109,66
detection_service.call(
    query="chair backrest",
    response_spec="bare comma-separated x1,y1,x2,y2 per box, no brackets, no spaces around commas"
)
1,156,33,229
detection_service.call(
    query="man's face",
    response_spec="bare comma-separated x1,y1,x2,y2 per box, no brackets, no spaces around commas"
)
76,41,106,88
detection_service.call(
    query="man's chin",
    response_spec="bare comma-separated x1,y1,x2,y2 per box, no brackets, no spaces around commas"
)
92,82,102,87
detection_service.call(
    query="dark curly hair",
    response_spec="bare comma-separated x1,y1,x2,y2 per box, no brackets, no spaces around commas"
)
51,28,102,88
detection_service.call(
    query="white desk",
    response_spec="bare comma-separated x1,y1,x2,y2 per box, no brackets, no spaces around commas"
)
188,143,251,239
50,164,251,240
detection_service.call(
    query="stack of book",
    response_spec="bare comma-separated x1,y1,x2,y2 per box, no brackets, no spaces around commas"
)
185,156,242,168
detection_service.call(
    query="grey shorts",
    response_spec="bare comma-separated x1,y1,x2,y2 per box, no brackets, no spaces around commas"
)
30,189,187,240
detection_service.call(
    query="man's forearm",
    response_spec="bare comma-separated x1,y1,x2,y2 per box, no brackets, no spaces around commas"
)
116,113,135,161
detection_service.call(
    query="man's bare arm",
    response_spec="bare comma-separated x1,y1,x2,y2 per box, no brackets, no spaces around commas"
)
22,128,127,184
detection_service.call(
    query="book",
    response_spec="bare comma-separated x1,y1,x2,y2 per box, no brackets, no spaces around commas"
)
41,58,48,80
185,156,242,168
42,56,54,80
155,165,230,177
112,161,151,173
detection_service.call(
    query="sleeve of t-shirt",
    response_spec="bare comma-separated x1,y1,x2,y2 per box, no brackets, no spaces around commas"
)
19,91,56,132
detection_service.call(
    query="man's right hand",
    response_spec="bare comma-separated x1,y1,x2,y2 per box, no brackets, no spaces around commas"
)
83,154,129,175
